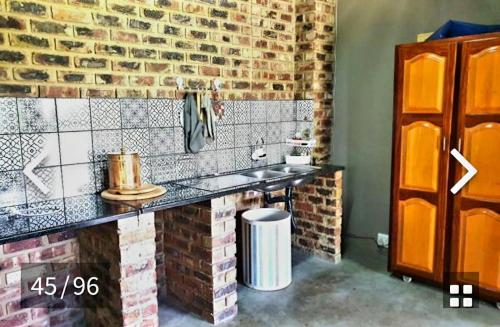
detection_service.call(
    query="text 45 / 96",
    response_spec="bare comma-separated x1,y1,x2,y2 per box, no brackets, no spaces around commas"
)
30,276,99,299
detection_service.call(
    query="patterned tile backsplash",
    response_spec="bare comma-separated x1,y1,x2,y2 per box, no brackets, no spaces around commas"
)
0,97,313,207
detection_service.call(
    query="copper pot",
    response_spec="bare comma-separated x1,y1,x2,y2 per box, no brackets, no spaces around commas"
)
107,148,142,190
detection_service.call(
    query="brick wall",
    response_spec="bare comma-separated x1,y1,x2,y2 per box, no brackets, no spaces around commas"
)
159,196,237,325
0,231,83,326
293,170,342,262
233,190,264,211
295,0,335,163
0,0,296,99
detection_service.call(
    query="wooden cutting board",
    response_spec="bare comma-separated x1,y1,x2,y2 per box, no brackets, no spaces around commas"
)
107,183,157,195
101,185,166,201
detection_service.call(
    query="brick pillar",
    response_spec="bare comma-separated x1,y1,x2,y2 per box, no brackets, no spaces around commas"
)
0,231,82,326
154,213,167,300
295,0,337,163
161,196,238,325
79,213,158,326
293,170,343,262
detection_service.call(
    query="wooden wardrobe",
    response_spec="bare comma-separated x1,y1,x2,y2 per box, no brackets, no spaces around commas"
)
389,33,500,304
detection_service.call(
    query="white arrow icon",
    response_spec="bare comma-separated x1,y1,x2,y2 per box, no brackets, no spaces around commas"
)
23,149,49,195
450,148,477,194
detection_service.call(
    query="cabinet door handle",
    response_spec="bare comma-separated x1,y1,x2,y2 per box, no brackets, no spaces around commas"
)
458,138,462,152
442,137,446,151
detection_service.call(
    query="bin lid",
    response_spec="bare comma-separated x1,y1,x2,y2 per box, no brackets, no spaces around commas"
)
242,208,290,224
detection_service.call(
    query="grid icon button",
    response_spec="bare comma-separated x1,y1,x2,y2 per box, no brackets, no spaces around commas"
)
462,298,473,308
446,282,477,309
449,298,460,308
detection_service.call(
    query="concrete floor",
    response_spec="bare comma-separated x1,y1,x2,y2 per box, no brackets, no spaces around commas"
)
159,239,499,326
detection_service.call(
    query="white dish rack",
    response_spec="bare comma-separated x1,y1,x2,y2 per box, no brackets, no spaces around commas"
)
285,138,316,165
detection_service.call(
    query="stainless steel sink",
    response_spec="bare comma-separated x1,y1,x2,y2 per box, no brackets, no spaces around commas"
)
240,169,290,180
270,165,318,187
269,164,318,174
240,169,292,192
241,166,314,192
242,165,319,231
176,174,260,192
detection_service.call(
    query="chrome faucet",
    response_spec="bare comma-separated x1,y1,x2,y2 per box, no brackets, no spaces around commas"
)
251,138,266,161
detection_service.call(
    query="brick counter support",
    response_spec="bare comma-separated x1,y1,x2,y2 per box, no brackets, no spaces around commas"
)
0,231,82,326
154,214,167,301
159,196,238,325
79,213,158,326
293,170,343,262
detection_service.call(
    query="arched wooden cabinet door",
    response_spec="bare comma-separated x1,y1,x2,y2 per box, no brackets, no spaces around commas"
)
397,198,437,273
451,37,500,302
400,121,441,192
390,42,457,282
453,209,500,291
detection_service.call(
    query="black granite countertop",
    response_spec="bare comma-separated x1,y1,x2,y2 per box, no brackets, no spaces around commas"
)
0,164,343,245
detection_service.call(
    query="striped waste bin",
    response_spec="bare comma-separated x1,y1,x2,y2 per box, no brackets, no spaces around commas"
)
241,208,292,291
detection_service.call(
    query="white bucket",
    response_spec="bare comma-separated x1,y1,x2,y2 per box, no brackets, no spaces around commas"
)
241,208,292,291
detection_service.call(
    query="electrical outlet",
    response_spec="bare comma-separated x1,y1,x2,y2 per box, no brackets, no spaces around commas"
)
377,233,389,248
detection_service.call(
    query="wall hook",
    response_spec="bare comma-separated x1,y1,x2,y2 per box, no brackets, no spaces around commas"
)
213,79,221,92
176,77,184,90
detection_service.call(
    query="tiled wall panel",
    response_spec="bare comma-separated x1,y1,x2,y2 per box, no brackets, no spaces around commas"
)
0,97,313,207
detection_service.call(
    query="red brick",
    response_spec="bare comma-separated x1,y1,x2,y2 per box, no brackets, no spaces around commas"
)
123,308,141,325
142,302,158,316
81,88,115,97
130,76,155,86
47,231,76,243
200,66,221,77
140,317,158,327
295,201,313,212
0,312,29,327
96,74,126,85
145,63,170,73
213,304,238,324
3,238,43,254
0,253,29,270
39,86,78,97
31,308,48,320
122,258,155,278
6,299,21,315
204,232,236,249
112,30,138,43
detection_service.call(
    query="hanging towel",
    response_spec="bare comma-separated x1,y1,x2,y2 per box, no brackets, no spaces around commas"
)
183,94,205,153
202,93,216,143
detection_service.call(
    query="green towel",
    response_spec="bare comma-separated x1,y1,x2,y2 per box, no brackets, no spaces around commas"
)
183,94,206,153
